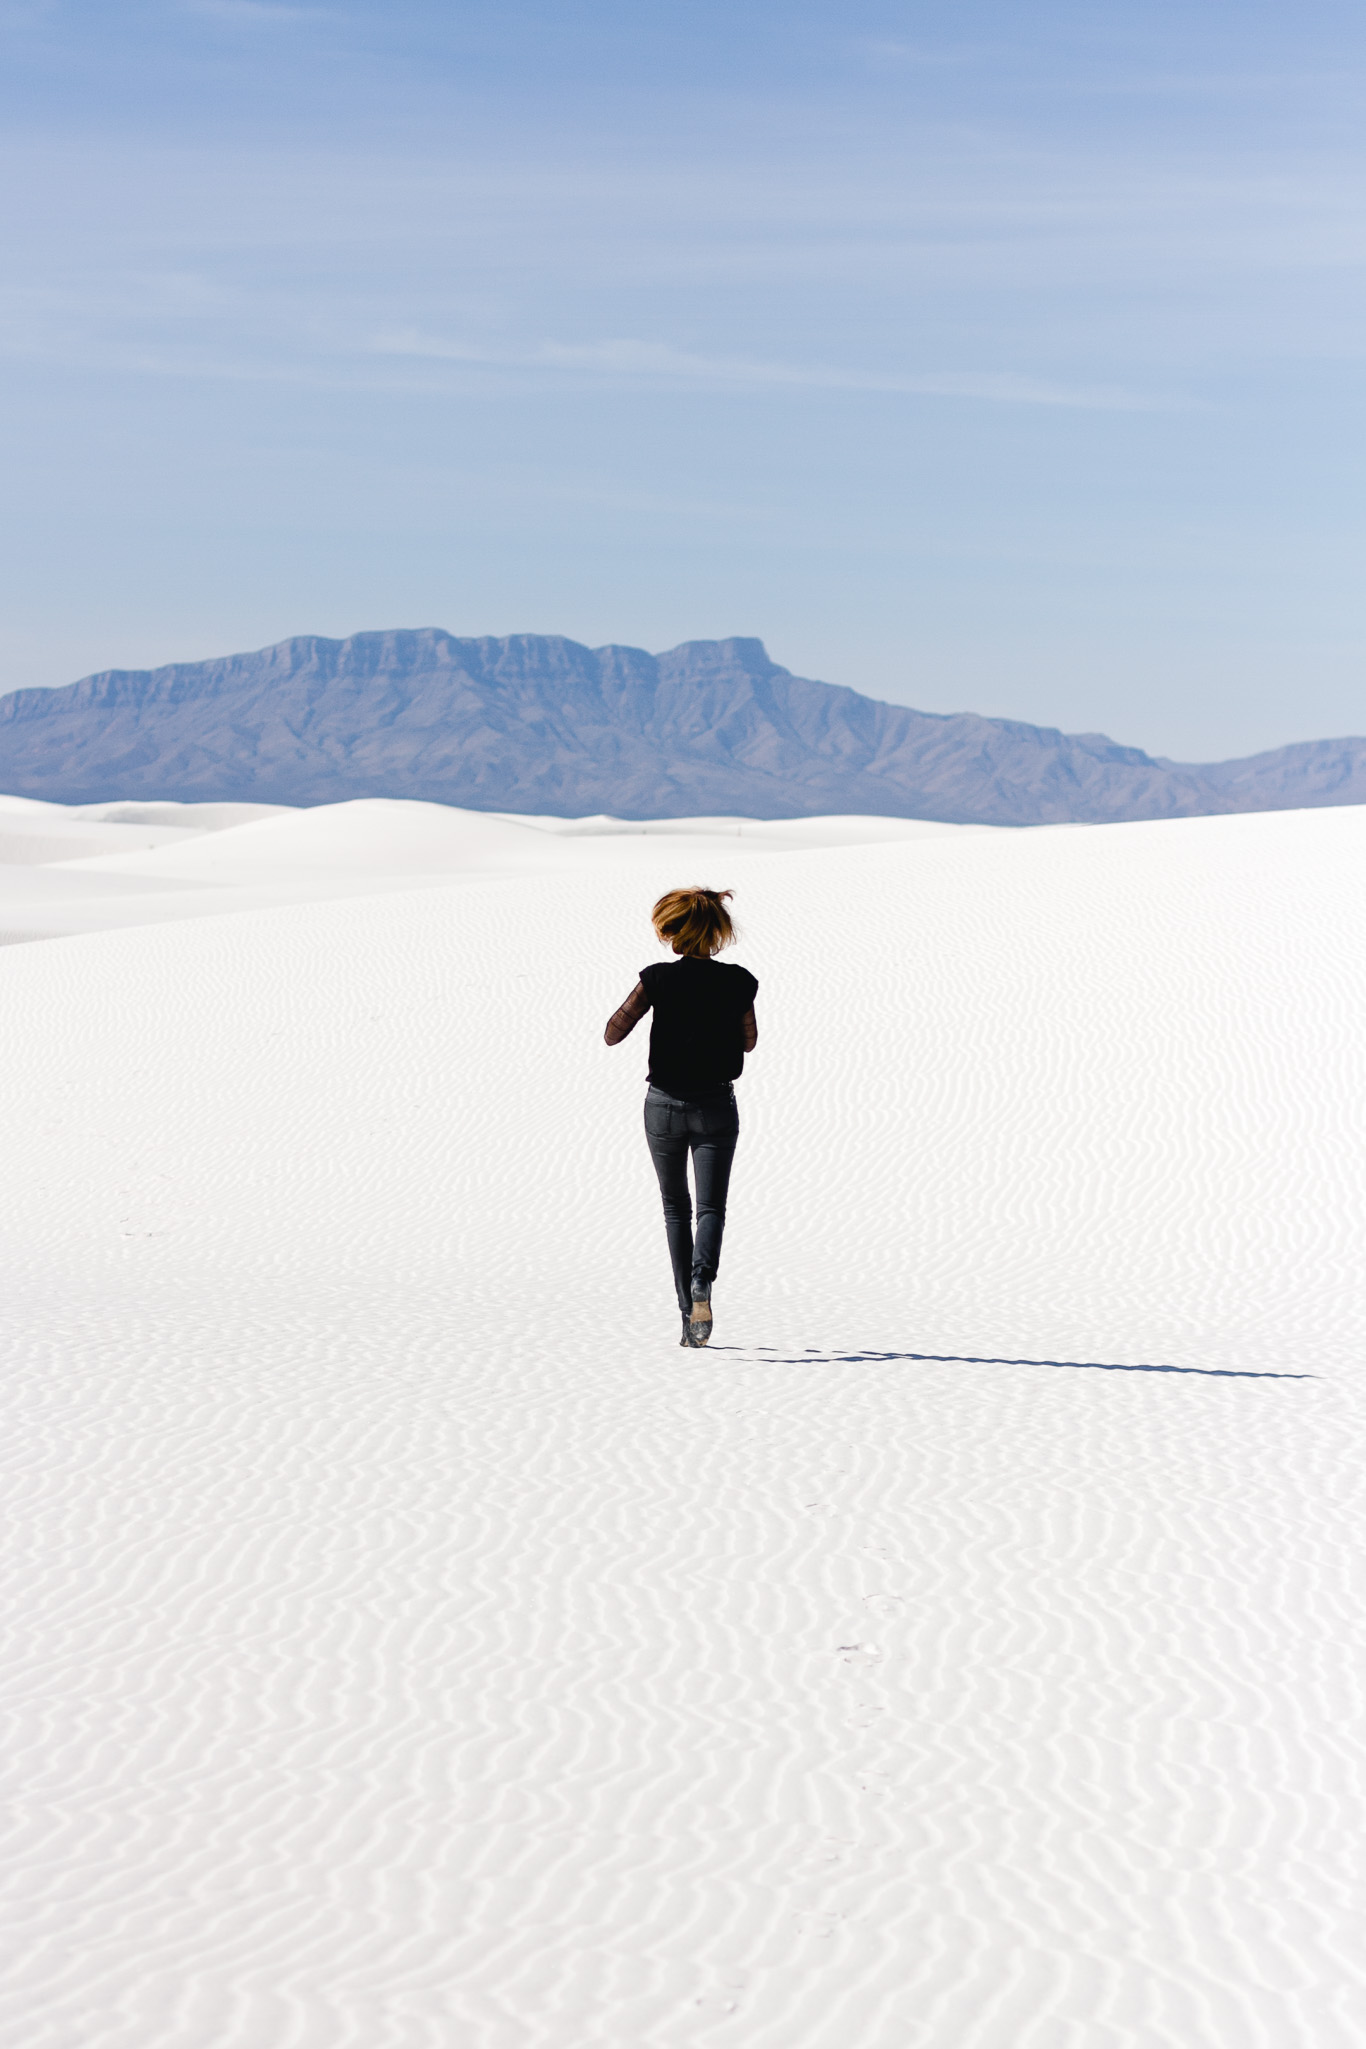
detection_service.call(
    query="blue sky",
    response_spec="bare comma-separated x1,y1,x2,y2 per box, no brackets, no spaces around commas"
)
2,1,1364,757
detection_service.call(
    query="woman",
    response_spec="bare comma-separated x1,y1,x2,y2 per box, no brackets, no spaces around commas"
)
604,887,759,1348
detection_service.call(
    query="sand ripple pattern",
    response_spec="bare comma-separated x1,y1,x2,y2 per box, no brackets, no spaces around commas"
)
1,807,1363,2045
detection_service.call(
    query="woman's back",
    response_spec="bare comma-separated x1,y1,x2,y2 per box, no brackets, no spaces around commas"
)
639,955,758,1099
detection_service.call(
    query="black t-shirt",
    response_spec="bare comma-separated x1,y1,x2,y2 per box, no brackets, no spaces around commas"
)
638,957,759,1098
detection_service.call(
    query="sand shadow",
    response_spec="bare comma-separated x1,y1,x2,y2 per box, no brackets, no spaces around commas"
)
711,1347,1311,1380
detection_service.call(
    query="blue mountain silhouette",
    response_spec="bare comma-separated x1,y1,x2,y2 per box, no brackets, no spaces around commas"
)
1,630,1361,823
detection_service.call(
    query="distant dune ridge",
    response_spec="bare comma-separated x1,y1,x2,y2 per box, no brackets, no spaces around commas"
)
1,629,1363,822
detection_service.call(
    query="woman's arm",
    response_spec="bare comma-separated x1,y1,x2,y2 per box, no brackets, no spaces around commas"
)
742,1004,758,1052
604,982,650,1046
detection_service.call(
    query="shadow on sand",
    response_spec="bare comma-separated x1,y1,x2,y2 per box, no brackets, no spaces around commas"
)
711,1347,1311,1380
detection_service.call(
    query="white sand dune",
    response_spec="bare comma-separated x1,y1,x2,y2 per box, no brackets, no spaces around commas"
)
59,798,981,879
1,803,1363,2047
0,796,989,944
0,793,287,864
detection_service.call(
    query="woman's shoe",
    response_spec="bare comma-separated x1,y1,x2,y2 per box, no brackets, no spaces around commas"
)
680,1311,695,1347
689,1298,713,1346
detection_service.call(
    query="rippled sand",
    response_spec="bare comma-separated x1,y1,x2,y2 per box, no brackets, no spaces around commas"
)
1,802,1362,2046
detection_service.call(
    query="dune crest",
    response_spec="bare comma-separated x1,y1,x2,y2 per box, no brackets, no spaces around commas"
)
0,795,984,944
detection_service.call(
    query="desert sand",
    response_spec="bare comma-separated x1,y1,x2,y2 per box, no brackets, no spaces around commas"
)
1,797,1362,2046
0,795,985,946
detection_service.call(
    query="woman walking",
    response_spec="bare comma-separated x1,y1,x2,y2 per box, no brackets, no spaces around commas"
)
604,887,759,1347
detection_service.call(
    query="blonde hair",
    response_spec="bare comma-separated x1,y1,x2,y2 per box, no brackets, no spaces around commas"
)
652,886,736,958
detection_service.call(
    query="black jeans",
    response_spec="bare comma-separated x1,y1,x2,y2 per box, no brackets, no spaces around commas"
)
643,1084,740,1314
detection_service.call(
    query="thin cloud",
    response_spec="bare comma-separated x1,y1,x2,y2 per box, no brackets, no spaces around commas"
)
859,32,1355,103
183,1,330,25
860,38,1011,71
373,329,1165,412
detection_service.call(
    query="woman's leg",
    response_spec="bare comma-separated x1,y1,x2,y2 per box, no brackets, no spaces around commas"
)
644,1097,694,1314
688,1097,740,1300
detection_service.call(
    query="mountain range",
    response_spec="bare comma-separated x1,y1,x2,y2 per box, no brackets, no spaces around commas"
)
0,630,1362,825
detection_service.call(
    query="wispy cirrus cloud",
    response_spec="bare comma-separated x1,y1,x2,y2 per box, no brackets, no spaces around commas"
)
372,328,1164,411
182,0,331,25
